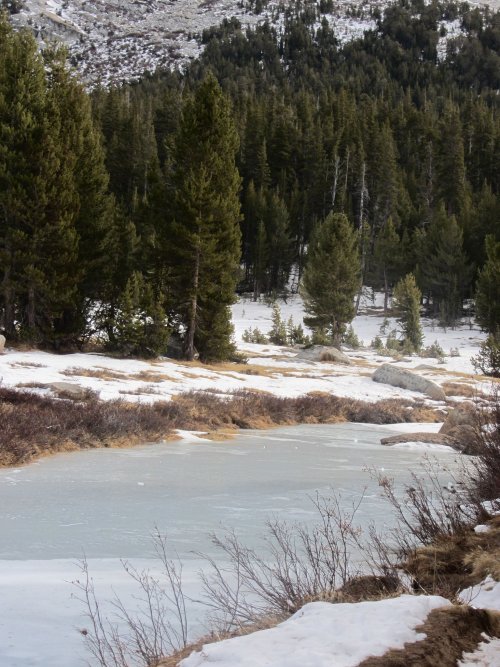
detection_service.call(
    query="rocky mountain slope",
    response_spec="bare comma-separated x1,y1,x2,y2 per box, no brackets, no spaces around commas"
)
9,0,386,85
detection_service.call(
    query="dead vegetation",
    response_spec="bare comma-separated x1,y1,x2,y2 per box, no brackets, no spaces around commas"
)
72,392,500,667
0,386,425,466
442,381,478,398
358,605,500,667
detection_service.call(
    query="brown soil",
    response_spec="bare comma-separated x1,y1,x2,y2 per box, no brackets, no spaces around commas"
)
359,605,500,667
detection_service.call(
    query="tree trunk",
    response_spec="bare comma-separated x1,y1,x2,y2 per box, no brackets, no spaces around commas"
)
27,283,36,333
383,268,389,314
185,244,200,361
331,154,340,209
2,244,15,338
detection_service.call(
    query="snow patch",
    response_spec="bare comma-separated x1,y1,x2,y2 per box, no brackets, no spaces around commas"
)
180,595,451,667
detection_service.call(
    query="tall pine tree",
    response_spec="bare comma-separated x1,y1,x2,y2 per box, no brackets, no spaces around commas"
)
171,74,241,362
301,212,361,347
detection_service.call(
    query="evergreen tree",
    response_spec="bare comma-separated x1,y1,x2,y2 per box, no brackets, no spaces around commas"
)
301,212,361,347
0,18,47,338
171,74,241,361
372,217,403,313
110,272,169,358
476,235,500,336
416,205,471,327
392,273,423,352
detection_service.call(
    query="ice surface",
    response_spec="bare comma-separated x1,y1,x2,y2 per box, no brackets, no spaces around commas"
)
0,422,459,666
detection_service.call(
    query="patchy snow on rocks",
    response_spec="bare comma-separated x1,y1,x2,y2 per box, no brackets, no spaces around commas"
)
11,0,491,87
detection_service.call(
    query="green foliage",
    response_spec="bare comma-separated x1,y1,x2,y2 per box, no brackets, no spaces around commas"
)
268,303,288,345
476,236,500,335
342,325,361,349
472,334,500,378
420,340,445,363
242,327,268,344
286,317,309,346
301,213,361,348
0,19,111,349
109,272,169,358
392,273,424,353
171,74,241,362
416,205,471,327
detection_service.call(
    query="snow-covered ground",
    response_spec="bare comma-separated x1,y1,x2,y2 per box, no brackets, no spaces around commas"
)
0,294,497,667
180,595,452,667
0,292,489,407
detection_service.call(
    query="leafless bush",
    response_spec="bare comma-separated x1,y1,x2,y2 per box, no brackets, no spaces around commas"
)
197,492,366,634
74,532,188,667
466,389,500,513
381,463,473,548
0,386,420,465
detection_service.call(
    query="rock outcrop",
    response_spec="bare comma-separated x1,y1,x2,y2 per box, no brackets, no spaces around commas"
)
372,363,446,401
439,405,479,454
47,382,91,400
296,346,352,365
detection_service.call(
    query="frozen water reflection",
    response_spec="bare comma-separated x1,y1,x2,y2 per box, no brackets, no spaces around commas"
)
0,422,458,666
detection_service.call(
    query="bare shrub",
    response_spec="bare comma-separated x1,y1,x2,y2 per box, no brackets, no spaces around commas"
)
197,493,366,634
74,532,188,667
0,385,430,466
466,389,500,511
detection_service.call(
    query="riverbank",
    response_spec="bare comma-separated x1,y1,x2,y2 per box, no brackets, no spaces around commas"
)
0,385,442,466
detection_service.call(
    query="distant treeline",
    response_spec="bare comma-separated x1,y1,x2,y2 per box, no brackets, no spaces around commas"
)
0,0,499,358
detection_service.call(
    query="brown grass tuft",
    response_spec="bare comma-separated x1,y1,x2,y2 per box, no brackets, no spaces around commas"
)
62,366,125,381
442,381,480,398
0,386,425,467
358,605,500,667
405,520,500,598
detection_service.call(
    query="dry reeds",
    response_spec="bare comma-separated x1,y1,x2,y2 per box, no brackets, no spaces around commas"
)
0,386,419,466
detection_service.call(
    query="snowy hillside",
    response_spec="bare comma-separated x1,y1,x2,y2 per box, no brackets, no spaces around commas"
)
9,0,495,86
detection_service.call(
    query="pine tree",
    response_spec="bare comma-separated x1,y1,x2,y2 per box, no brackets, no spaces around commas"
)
0,18,47,338
111,272,169,358
372,217,403,313
393,273,423,352
301,212,361,347
416,205,471,327
476,235,500,337
41,47,112,346
171,74,241,362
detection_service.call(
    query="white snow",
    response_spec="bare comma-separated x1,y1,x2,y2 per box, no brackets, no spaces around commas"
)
180,595,451,667
460,636,500,667
0,292,494,667
458,576,500,611
474,524,492,534
458,577,500,667
0,292,489,408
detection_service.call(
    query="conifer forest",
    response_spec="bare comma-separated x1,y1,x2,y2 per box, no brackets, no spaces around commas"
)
0,1,499,361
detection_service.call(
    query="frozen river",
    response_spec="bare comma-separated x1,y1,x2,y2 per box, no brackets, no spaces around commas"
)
0,422,458,666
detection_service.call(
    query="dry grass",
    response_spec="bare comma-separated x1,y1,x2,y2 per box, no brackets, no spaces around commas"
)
128,370,176,383
118,385,163,396
358,605,500,667
0,387,421,466
404,519,500,599
62,366,125,381
442,381,480,398
8,361,47,368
